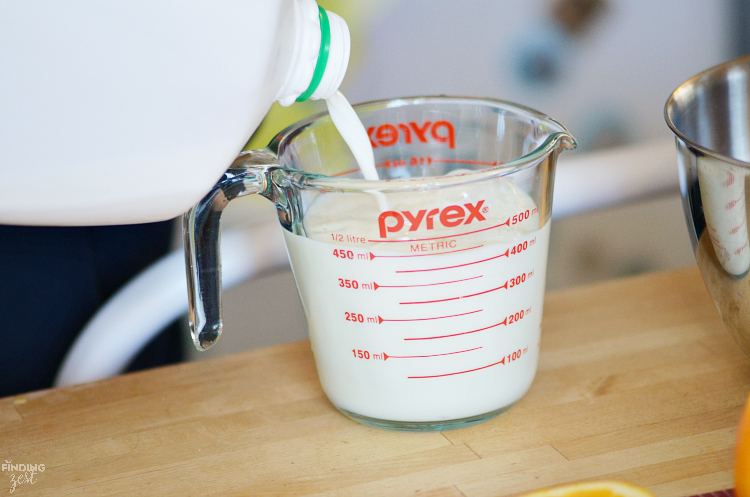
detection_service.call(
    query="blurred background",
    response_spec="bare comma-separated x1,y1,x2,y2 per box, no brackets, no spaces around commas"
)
137,0,750,360
187,0,750,361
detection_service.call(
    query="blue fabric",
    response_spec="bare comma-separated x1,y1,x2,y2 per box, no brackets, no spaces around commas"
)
0,221,182,397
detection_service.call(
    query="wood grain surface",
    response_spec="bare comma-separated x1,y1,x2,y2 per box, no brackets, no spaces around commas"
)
1,267,748,496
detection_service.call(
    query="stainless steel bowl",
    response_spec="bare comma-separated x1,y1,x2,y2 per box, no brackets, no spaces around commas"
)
666,54,750,356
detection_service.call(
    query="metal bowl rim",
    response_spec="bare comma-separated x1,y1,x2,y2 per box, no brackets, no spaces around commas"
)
665,54,750,169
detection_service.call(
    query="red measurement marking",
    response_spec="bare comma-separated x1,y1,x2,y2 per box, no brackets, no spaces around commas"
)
724,172,735,187
379,310,482,323
330,159,504,177
730,217,747,235
409,356,507,378
401,281,509,305
374,275,482,290
430,158,501,167
369,245,482,260
709,233,726,250
396,249,510,273
367,218,511,244
384,346,482,360
726,195,744,210
330,167,359,178
405,318,507,340
329,160,394,178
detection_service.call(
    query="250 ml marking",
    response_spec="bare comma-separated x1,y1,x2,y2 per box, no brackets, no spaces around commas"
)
344,312,379,324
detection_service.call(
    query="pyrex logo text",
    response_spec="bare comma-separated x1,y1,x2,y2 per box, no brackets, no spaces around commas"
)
368,121,455,149
378,201,486,238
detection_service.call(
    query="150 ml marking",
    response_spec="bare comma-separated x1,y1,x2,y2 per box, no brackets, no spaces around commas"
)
351,346,482,361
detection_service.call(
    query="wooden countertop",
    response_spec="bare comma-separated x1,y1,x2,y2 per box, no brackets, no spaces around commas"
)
2,267,749,496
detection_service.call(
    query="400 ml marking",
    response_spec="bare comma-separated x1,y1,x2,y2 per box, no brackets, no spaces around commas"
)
510,237,536,255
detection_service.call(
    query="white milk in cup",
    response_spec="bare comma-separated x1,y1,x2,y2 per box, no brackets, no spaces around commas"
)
285,178,549,426
184,96,576,431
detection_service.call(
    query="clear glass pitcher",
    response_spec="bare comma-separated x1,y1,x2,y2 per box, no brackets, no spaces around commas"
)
184,96,576,430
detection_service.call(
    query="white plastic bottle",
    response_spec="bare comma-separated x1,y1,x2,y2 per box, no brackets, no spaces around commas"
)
0,0,350,225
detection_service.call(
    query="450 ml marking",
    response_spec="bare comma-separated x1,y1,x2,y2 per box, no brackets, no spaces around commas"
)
333,248,370,260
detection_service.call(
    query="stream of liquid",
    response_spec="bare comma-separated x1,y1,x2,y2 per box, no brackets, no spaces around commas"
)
325,91,378,181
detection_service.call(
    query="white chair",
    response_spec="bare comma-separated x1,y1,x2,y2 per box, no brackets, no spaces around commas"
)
53,223,288,387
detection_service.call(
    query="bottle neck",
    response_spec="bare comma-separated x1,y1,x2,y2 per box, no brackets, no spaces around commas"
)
276,0,350,107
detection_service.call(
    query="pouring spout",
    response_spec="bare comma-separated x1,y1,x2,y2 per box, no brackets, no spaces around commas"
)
557,132,578,151
536,115,577,158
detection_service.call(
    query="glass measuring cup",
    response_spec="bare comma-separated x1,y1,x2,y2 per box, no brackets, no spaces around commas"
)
184,96,576,431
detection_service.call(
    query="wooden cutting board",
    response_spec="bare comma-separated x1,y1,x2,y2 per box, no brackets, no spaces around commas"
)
1,267,748,496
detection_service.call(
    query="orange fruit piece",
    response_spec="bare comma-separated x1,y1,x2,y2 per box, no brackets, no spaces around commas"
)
736,392,750,497
520,481,656,497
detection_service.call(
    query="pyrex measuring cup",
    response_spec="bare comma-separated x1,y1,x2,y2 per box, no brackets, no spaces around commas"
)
184,96,576,431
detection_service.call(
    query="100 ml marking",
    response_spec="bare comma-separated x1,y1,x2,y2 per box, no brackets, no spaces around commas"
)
505,346,529,364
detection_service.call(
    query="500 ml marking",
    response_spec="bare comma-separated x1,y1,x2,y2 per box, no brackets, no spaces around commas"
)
330,233,367,245
511,207,538,225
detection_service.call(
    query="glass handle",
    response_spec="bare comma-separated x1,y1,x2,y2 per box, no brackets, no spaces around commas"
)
182,151,277,350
